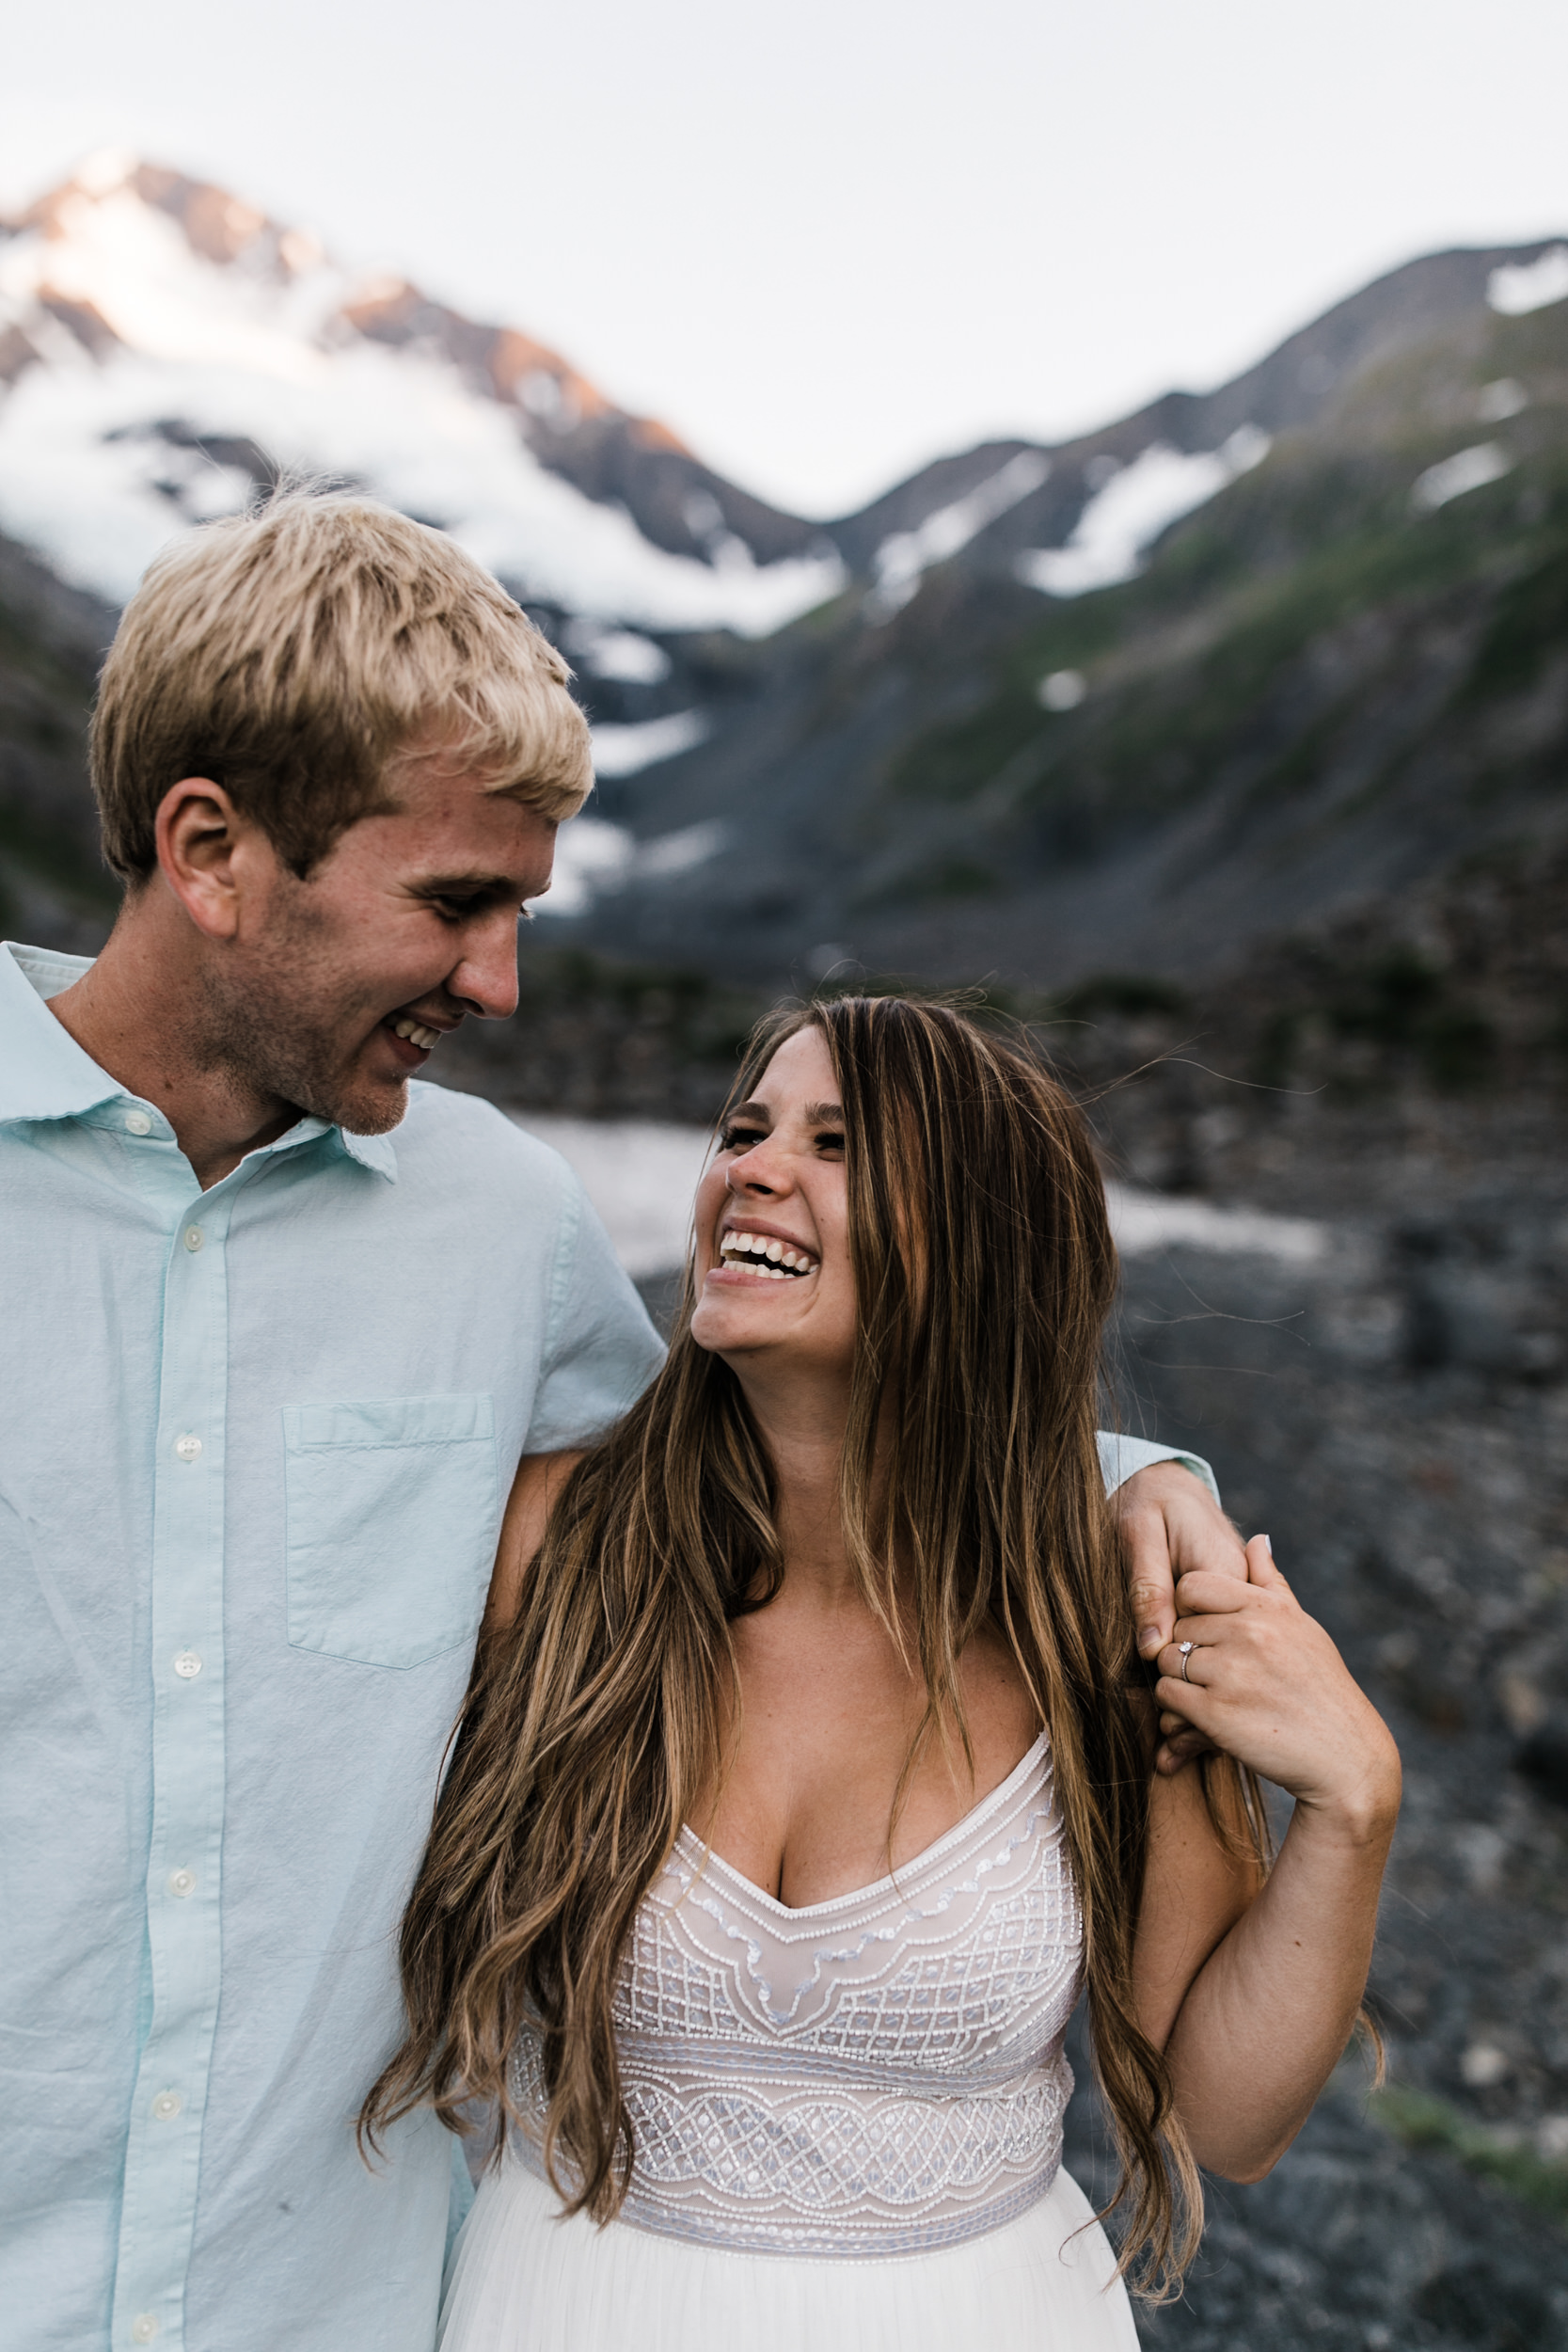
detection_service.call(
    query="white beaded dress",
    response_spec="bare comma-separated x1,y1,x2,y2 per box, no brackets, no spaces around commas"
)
439,1734,1137,2351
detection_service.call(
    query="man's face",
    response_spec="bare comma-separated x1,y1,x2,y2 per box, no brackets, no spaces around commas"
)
203,749,560,1134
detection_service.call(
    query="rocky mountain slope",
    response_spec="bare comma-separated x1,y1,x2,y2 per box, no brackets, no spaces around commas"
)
564,241,1568,992
0,530,116,947
3,161,1563,1003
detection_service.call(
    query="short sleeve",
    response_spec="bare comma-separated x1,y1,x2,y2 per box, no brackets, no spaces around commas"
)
1096,1432,1221,1506
524,1172,668,1454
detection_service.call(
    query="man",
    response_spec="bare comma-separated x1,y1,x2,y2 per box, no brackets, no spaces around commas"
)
0,492,1234,2352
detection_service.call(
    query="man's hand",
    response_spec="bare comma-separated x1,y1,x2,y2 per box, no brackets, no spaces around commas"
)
1117,1460,1250,1774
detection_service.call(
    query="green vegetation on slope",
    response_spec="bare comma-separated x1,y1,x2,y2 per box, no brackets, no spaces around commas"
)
873,302,1568,900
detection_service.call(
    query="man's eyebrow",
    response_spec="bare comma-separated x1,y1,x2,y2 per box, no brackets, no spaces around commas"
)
415,870,526,896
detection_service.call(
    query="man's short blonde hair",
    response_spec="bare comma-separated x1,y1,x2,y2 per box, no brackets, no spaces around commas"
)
90,491,593,882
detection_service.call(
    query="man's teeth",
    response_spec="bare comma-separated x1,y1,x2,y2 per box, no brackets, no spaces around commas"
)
391,1017,440,1050
719,1231,818,1278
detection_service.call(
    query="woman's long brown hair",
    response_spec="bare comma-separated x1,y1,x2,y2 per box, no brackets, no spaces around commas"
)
363,996,1265,2296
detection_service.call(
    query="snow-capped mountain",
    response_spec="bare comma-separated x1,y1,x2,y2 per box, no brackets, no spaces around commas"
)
552,230,1568,989
15,151,1560,683
5,156,1567,984
0,151,844,634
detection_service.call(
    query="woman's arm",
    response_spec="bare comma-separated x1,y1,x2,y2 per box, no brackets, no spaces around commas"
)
483,1451,584,1631
1132,1537,1401,2182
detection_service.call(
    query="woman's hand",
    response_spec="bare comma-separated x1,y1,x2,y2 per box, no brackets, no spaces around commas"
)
1142,1536,1401,2181
1154,1537,1401,1839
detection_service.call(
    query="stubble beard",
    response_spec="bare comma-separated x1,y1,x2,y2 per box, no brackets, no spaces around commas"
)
196,906,411,1137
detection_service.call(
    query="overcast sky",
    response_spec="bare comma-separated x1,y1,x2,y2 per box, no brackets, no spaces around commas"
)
4,0,1565,516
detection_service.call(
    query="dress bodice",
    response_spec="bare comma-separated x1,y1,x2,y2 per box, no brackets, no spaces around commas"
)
510,1735,1084,2257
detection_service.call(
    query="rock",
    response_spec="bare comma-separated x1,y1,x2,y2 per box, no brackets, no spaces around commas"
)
1513,1719,1568,1809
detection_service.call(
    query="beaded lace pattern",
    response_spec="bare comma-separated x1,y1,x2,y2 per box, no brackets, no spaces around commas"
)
510,1735,1085,2256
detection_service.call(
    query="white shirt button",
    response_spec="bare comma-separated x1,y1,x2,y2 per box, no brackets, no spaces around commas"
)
150,2089,182,2122
182,1226,204,1253
166,1868,197,1899
174,1434,202,1462
131,2316,159,2344
173,1650,202,1679
124,1109,152,1136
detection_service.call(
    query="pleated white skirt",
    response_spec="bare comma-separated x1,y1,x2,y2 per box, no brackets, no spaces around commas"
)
440,2157,1139,2352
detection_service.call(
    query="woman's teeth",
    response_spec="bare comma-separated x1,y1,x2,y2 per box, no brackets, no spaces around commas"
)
719,1232,818,1278
391,1017,440,1050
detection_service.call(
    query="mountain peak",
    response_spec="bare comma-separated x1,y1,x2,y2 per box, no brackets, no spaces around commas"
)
0,154,838,630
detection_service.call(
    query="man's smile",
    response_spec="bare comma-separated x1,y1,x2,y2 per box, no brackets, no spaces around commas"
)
388,1014,443,1051
379,1009,455,1062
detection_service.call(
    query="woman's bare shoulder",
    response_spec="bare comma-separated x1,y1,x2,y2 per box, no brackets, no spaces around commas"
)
483,1450,585,1631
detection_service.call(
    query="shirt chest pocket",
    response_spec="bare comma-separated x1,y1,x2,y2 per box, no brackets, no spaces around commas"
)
283,1394,500,1670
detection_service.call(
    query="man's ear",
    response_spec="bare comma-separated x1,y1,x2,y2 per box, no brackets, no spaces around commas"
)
153,779,265,941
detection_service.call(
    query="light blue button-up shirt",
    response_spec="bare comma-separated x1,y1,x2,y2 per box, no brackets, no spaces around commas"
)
0,942,666,2352
0,938,1212,2352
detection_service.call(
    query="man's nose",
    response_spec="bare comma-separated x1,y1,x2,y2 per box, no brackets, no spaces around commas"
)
449,911,522,1020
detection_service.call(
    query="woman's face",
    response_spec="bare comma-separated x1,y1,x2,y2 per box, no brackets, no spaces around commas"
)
689,1025,858,1380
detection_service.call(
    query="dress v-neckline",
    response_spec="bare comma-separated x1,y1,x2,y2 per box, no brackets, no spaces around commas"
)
678,1728,1051,1918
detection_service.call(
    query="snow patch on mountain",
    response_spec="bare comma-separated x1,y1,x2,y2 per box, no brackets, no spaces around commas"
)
565,621,672,684
0,159,844,632
870,450,1049,616
1105,1183,1326,1263
0,341,841,629
589,710,712,777
536,818,636,916
1488,246,1568,317
5,181,340,374
536,810,723,918
637,819,725,879
1015,426,1270,598
1410,442,1514,512
1476,378,1528,423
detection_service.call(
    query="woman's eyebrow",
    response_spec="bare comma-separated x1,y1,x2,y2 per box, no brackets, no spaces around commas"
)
725,1100,771,1124
803,1101,845,1124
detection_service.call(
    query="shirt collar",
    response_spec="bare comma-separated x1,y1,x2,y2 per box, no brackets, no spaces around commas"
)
0,941,399,1180
0,943,122,1122
332,1125,399,1178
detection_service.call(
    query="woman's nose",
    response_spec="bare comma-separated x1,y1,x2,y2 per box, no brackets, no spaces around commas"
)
727,1146,787,1196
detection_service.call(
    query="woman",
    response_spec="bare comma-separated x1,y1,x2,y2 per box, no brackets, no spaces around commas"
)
367,997,1400,2350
